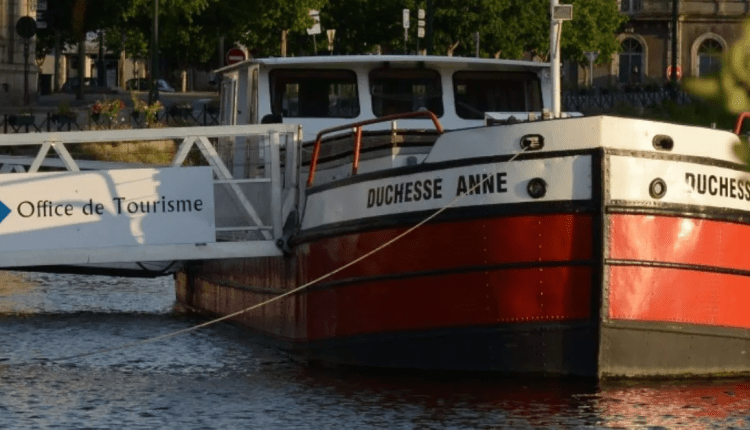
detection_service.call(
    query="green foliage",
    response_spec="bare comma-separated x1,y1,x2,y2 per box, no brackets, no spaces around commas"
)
562,0,629,65
322,0,624,59
37,0,627,85
322,0,402,54
236,0,327,56
684,20,750,114
431,0,531,57
681,19,750,167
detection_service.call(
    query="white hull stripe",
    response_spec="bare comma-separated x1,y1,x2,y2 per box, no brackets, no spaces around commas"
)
608,155,750,214
301,156,592,230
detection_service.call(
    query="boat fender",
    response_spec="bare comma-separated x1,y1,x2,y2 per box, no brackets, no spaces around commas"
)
276,213,297,255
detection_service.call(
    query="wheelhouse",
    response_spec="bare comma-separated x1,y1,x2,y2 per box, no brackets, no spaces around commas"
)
215,56,552,140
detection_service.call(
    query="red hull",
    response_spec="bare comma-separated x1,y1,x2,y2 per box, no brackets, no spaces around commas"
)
608,214,750,329
176,211,750,376
177,213,600,374
178,214,595,338
299,214,594,339
600,213,750,376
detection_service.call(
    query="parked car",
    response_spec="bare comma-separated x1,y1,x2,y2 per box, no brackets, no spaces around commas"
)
126,78,175,92
156,79,176,92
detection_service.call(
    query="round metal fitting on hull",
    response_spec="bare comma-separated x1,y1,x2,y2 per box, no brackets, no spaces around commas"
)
527,178,547,199
649,178,667,199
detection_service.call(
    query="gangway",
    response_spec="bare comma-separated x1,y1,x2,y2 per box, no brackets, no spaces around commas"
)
0,124,302,276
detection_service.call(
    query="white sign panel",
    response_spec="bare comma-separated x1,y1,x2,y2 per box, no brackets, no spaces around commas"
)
402,9,410,28
0,167,215,251
307,9,321,35
302,156,591,230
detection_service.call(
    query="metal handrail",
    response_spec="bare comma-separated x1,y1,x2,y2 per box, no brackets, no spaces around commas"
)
735,112,750,135
306,111,444,187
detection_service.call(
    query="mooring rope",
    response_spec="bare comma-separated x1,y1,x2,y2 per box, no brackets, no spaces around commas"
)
35,144,530,364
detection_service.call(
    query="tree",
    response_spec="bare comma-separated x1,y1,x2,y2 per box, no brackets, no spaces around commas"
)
320,0,625,60
684,20,750,166
429,0,626,60
560,0,629,71
685,20,750,115
430,0,524,57
234,0,327,57
35,0,83,92
322,0,404,55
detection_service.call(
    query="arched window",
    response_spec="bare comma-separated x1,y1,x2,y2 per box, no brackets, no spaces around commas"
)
618,38,643,85
698,39,722,76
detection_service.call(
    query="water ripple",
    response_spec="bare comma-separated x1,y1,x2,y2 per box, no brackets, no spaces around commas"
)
0,270,749,428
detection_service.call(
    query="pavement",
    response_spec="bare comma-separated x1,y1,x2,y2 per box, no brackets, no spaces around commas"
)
0,89,220,115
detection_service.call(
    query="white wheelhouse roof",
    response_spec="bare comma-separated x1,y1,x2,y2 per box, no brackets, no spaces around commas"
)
216,55,551,74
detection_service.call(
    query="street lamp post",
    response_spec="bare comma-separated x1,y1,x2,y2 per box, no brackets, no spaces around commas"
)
550,0,562,117
550,0,573,118
670,0,679,85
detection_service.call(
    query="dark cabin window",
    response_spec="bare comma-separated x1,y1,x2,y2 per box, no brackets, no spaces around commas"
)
370,68,443,117
453,71,542,119
269,69,359,118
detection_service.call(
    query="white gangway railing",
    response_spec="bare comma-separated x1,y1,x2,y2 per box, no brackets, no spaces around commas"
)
0,124,301,275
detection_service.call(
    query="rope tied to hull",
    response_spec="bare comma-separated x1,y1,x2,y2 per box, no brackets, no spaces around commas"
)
29,144,532,364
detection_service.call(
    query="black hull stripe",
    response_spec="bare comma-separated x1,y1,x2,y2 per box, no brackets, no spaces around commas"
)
195,259,596,296
306,259,596,292
608,204,750,225
604,319,750,342
606,258,750,278
303,320,598,347
211,317,600,376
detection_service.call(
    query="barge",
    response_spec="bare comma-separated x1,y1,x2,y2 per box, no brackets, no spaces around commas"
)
174,53,750,378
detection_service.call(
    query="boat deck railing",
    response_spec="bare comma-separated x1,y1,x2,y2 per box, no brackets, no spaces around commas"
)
306,111,444,187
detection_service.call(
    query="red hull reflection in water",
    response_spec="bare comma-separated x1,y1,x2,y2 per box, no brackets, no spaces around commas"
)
595,379,750,428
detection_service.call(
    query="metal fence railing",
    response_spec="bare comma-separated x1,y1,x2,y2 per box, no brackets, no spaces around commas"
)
563,88,692,113
1,105,221,134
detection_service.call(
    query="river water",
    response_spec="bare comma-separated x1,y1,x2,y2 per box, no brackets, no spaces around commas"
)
0,270,748,428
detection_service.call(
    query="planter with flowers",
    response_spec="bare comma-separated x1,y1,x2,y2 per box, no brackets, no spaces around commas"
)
131,93,163,126
90,98,126,126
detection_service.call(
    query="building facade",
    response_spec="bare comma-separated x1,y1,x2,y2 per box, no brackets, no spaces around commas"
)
0,0,38,105
585,0,749,88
